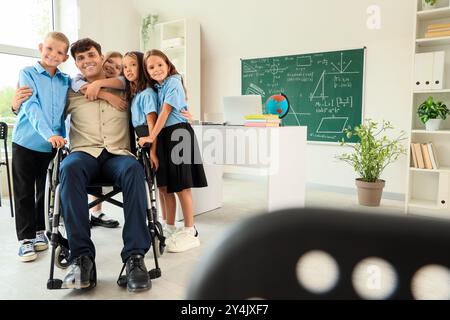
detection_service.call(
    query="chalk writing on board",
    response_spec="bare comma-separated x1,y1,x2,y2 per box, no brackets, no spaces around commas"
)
241,48,364,143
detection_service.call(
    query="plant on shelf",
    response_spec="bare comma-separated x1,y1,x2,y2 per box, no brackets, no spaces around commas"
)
417,96,449,131
422,0,437,10
336,119,407,206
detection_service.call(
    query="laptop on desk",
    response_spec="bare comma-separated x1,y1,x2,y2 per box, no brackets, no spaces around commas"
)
222,95,262,126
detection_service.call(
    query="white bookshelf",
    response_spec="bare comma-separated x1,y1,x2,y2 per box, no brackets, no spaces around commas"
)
417,6,450,20
406,0,450,218
141,18,201,121
416,36,450,47
414,88,450,93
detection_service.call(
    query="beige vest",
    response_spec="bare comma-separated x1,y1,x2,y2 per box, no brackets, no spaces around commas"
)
66,89,132,158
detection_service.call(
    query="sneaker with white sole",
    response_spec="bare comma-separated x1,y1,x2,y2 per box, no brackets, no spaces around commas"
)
18,240,37,262
34,230,49,252
167,228,200,253
163,225,179,240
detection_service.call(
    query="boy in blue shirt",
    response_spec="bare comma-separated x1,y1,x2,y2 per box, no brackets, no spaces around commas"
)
12,31,70,262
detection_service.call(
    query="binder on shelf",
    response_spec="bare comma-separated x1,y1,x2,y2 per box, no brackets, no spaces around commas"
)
437,172,449,209
410,143,418,168
414,52,434,91
427,143,437,169
432,51,445,89
413,143,425,169
421,143,433,169
430,142,440,169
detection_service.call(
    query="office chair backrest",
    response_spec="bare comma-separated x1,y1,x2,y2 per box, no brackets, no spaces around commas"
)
186,208,450,299
0,122,7,140
0,122,14,217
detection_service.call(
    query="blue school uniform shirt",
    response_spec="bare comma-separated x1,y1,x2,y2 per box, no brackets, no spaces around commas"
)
12,62,70,153
155,74,188,127
71,74,126,92
130,87,158,127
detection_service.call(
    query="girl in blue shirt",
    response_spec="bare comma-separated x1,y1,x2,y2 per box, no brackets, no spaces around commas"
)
141,49,207,253
122,51,159,169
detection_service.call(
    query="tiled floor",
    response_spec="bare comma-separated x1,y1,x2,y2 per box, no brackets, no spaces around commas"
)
0,176,447,300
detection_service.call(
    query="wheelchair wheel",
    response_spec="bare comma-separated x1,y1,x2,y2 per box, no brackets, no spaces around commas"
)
55,245,70,269
153,221,165,257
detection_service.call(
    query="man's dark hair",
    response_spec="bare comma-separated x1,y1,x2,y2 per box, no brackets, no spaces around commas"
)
70,38,102,59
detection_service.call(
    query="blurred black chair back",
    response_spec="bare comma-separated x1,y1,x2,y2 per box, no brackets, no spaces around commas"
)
0,122,13,217
187,208,450,299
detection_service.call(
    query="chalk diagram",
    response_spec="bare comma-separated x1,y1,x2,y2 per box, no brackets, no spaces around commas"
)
302,52,359,131
245,83,265,96
243,63,258,74
316,117,348,134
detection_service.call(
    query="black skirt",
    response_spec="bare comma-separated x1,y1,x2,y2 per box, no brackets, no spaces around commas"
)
156,122,208,193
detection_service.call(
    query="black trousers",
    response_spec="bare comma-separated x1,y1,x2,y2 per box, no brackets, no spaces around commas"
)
12,143,55,241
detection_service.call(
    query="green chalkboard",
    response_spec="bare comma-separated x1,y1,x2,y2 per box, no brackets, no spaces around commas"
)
241,48,365,143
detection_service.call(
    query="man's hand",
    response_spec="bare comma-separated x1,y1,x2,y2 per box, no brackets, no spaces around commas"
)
138,136,153,148
48,135,66,149
84,82,102,101
12,86,33,112
181,109,193,124
150,150,159,170
102,92,128,112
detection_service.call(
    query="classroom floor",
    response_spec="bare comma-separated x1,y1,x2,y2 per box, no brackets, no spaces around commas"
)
0,176,445,300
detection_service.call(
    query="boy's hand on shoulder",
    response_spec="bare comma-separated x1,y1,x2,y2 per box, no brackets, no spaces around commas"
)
48,135,67,149
85,82,102,101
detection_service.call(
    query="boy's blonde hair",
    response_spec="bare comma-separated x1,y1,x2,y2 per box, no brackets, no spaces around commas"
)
45,32,70,53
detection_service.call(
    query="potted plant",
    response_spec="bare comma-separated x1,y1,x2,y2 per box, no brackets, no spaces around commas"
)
336,119,407,207
417,96,449,131
422,0,438,10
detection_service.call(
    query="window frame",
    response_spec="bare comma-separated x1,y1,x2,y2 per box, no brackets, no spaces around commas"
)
0,0,56,151
0,0,55,58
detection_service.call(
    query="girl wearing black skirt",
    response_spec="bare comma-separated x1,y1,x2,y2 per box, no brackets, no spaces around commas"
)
140,49,207,253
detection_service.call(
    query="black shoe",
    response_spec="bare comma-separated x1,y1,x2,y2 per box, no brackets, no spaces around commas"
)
126,254,151,292
62,255,96,289
90,213,120,228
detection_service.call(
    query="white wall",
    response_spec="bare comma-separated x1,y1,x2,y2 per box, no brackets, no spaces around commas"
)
77,0,141,54
129,0,415,194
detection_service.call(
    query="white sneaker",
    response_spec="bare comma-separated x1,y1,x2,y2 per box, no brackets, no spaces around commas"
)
167,228,200,253
163,225,178,240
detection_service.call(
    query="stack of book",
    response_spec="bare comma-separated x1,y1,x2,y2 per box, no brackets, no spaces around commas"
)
244,114,280,127
425,23,450,38
410,142,439,169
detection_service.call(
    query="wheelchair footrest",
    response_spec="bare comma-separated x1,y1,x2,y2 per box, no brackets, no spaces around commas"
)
47,279,63,290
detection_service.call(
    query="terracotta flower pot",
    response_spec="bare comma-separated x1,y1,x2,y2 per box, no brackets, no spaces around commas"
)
355,178,386,207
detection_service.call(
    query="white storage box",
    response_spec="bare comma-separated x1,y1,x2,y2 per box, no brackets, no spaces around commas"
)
162,37,185,49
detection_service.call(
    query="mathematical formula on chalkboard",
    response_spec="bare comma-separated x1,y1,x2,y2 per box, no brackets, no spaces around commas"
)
241,48,365,143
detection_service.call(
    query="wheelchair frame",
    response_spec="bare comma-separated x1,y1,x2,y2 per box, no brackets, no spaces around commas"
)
44,146,165,290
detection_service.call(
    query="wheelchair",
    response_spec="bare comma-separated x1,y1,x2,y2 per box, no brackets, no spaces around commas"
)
44,144,166,290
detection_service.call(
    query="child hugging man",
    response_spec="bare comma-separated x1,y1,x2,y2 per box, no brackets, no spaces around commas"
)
12,31,70,262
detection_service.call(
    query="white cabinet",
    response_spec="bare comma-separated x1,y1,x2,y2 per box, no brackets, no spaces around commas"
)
405,0,450,219
142,19,201,120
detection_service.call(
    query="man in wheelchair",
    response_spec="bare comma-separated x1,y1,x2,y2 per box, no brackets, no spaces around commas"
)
57,38,152,292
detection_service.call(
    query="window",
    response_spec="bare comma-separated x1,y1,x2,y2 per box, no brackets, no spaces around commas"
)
0,0,54,148
0,0,53,50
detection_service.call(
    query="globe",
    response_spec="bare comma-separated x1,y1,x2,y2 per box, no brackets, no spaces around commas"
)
264,93,290,118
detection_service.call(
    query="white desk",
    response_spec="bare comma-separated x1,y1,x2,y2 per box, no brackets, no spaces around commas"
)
170,125,306,220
